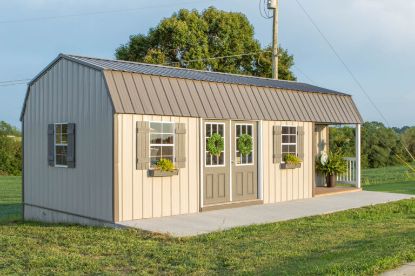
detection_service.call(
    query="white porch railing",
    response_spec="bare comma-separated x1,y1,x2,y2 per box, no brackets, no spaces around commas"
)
337,157,357,186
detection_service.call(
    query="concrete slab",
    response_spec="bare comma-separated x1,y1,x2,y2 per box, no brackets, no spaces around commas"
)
382,262,415,276
118,191,414,237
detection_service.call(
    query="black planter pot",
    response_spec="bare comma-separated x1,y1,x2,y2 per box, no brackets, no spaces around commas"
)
326,174,336,188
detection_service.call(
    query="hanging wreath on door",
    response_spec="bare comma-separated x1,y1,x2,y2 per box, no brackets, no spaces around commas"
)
207,133,224,157
237,134,253,156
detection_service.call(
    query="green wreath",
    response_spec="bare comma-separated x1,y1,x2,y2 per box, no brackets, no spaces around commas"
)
237,134,253,156
207,133,224,157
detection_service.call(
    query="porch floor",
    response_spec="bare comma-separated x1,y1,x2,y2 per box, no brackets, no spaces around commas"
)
315,186,362,197
117,191,413,237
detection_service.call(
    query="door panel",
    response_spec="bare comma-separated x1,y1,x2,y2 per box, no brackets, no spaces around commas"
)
203,121,230,205
232,122,258,202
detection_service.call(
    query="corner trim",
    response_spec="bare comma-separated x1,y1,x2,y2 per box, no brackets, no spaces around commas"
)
113,115,119,222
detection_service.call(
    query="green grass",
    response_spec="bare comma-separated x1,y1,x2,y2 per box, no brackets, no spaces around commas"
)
0,176,21,223
1,173,415,274
362,163,415,195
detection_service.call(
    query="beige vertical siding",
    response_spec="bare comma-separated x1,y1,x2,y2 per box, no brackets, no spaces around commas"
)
262,121,313,204
115,114,199,221
23,59,114,222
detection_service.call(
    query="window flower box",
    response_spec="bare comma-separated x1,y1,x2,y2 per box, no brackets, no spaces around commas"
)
280,163,302,169
148,169,179,177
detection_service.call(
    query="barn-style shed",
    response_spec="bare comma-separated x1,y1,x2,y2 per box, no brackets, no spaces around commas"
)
21,54,363,225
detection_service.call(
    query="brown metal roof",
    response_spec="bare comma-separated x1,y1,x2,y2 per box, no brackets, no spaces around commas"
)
103,70,362,124
21,54,363,124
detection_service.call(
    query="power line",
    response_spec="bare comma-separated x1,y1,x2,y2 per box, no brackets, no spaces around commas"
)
0,78,30,87
0,82,28,87
0,0,216,25
259,0,273,19
292,65,318,86
0,79,31,84
293,0,415,163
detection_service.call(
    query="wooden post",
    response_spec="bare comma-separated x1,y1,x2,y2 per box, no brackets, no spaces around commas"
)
258,121,264,200
356,124,361,188
272,0,279,80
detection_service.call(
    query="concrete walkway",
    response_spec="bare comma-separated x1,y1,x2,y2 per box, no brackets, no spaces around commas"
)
118,191,413,237
382,262,415,276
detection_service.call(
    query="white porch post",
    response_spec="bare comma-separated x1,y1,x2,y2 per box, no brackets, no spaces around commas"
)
258,121,264,200
356,124,361,188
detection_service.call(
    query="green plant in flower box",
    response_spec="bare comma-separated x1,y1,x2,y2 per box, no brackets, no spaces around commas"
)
283,154,302,165
156,158,175,172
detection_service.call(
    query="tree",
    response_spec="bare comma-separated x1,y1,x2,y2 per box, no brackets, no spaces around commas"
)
361,122,403,168
0,121,21,137
402,127,415,158
115,7,296,80
329,126,355,157
0,121,22,175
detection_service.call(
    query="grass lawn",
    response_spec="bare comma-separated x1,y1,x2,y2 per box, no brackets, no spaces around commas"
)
362,164,415,195
0,176,21,223
1,177,415,274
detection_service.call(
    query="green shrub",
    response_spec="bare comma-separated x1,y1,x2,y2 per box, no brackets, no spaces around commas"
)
0,135,22,176
283,154,302,165
156,158,175,172
316,151,347,176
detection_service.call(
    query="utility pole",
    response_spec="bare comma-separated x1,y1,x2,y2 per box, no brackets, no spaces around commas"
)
268,0,279,79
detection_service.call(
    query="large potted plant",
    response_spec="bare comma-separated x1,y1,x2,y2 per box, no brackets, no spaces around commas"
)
316,151,347,187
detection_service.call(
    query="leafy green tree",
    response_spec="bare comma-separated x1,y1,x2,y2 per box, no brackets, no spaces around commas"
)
115,7,296,80
329,126,355,157
0,121,22,175
361,122,403,168
0,136,21,176
402,127,415,158
0,121,21,137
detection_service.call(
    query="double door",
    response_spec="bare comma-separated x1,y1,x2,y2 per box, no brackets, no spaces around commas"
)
203,120,258,206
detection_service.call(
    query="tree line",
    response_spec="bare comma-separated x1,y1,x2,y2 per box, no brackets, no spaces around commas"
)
0,121,22,176
330,122,415,169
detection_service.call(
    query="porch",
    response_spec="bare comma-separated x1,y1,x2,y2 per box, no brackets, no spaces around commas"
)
118,191,413,237
313,124,361,196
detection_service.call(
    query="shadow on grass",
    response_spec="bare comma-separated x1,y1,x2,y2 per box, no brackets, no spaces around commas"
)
0,203,22,223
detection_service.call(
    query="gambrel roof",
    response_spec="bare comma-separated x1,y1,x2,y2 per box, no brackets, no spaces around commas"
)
21,54,363,124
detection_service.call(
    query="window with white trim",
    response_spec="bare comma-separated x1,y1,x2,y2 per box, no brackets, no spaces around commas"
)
281,126,297,159
149,122,175,168
205,122,225,166
235,124,254,165
55,123,68,166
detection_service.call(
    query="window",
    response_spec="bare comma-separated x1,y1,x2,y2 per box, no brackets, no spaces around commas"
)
281,126,297,160
55,123,68,167
235,124,254,165
149,122,175,168
205,122,225,166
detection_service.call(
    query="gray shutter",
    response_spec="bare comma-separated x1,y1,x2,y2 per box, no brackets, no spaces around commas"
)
67,123,76,168
175,123,186,168
47,124,55,166
297,126,305,160
136,121,150,170
273,125,282,163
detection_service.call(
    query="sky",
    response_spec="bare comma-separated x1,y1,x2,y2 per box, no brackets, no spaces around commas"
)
0,0,414,127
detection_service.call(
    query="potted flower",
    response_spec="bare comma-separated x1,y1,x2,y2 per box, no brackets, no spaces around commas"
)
316,151,347,187
148,158,179,177
281,154,302,169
